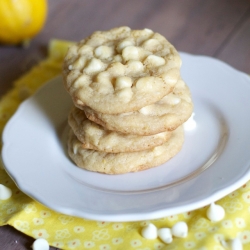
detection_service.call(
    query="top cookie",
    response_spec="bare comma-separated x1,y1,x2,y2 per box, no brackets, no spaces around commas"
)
63,26,181,114
84,79,193,135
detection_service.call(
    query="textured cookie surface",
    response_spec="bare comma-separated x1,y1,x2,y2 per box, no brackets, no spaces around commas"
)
63,26,181,114
68,126,184,174
68,106,172,153
84,79,193,135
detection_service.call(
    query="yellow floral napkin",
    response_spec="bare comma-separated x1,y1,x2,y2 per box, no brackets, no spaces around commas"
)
1,40,250,250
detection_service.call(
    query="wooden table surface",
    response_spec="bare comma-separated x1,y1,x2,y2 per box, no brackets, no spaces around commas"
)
0,0,250,249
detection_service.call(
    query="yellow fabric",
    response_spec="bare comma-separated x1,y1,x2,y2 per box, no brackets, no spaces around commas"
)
1,40,250,250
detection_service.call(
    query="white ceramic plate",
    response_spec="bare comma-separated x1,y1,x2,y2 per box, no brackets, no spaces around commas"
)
2,53,250,222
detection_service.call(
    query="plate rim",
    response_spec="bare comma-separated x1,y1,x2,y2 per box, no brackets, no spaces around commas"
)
2,52,250,222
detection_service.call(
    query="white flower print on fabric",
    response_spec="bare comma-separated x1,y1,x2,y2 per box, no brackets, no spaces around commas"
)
126,223,140,232
22,203,37,213
7,206,16,214
112,237,123,245
84,241,95,248
130,239,142,248
32,218,44,226
228,191,239,198
154,242,166,250
195,232,206,240
240,182,250,192
208,226,218,233
237,230,250,244
58,215,74,225
221,220,233,229
242,191,250,203
73,226,85,233
97,221,110,227
92,229,110,241
52,241,64,248
32,229,49,239
112,223,124,230
184,241,196,249
13,220,30,232
100,244,111,250
40,210,51,218
223,199,243,213
67,239,81,249
167,214,179,221
235,218,246,228
55,229,71,240
213,234,225,243
191,218,210,230
183,211,194,219
140,221,150,227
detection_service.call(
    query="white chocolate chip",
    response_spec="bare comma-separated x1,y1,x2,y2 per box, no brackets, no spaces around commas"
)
73,144,78,154
160,94,181,105
84,58,105,74
171,221,188,238
31,238,49,250
94,45,114,59
76,99,84,105
96,71,111,84
122,46,139,61
142,39,162,51
158,228,173,244
115,76,132,90
183,113,196,131
78,44,93,56
0,184,12,200
107,62,126,77
139,106,152,115
73,75,91,88
90,81,114,94
153,146,164,156
141,223,157,239
144,55,165,67
160,68,180,86
116,40,134,52
73,57,87,69
206,202,225,222
115,88,133,102
221,238,242,250
126,60,144,72
143,28,153,34
113,55,123,62
136,77,154,91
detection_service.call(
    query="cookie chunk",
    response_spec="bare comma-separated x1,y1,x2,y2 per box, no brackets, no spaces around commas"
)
84,79,193,135
68,126,184,174
68,106,172,153
63,26,181,114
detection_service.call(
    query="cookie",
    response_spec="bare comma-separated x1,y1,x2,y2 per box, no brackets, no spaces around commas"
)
68,126,184,174
63,26,181,114
68,106,173,153
84,78,193,135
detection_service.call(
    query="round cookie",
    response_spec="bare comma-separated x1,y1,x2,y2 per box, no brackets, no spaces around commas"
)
63,26,181,114
84,79,193,135
68,126,184,174
68,106,173,153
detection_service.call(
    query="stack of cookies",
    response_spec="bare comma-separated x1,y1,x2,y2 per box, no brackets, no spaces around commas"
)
63,27,193,174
